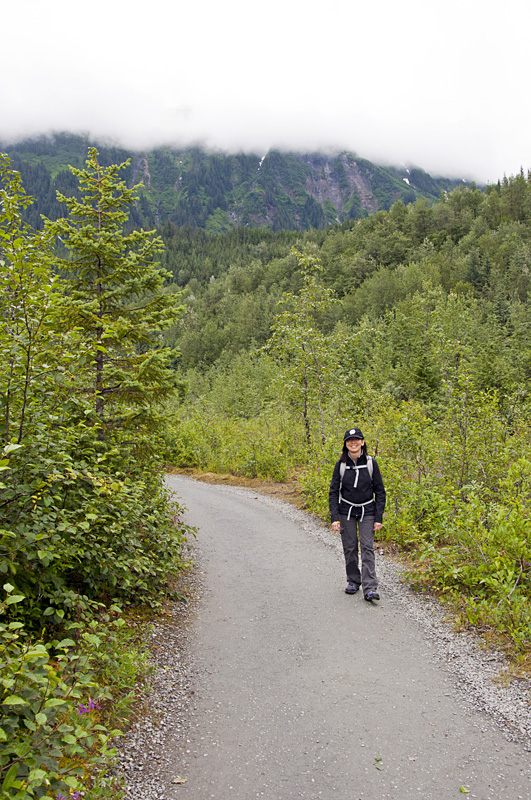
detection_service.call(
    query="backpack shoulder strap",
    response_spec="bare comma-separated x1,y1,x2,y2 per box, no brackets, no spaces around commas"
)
340,461,346,480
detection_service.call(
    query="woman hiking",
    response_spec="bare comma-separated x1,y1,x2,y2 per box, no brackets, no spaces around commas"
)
328,427,386,601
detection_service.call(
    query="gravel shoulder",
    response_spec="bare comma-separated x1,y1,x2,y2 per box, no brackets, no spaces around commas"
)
115,476,531,800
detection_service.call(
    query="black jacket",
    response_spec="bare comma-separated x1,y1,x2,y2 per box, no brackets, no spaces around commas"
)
328,452,386,523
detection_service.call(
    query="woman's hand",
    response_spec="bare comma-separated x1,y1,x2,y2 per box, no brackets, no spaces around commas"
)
331,521,341,532
374,522,383,532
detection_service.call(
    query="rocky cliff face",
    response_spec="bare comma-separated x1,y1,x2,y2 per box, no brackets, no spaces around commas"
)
303,153,379,217
227,150,447,230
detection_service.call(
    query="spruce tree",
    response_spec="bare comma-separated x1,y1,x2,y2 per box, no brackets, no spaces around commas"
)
46,148,183,438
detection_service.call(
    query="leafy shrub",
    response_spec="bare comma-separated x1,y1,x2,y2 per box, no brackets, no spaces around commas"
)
167,407,305,482
1,438,193,630
0,586,122,800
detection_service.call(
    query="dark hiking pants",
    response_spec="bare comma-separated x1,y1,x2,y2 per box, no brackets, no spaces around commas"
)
339,514,377,592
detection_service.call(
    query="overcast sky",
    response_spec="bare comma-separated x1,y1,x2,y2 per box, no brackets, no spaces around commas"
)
2,0,529,182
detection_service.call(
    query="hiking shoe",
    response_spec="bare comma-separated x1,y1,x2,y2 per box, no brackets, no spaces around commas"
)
345,583,360,594
364,590,380,601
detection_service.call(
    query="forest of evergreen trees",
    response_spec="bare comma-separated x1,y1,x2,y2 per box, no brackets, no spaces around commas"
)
163,173,531,375
2,133,470,232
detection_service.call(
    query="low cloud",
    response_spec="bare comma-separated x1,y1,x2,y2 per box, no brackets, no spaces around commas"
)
1,0,530,183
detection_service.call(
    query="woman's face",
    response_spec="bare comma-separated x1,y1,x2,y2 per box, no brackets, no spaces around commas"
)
345,437,364,458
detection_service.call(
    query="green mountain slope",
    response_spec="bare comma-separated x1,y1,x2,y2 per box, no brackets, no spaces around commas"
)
2,132,470,231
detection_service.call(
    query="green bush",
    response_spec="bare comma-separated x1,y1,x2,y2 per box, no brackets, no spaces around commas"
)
1,437,193,630
166,407,305,482
0,586,122,800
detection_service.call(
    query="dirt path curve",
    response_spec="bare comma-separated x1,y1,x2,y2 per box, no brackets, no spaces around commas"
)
159,475,531,800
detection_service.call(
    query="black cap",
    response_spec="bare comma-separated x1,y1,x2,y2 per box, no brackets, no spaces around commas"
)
344,427,364,442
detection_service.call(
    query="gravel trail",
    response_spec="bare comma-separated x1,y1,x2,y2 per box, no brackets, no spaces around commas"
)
116,475,531,800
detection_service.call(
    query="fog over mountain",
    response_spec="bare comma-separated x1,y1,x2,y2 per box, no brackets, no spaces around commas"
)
2,0,530,183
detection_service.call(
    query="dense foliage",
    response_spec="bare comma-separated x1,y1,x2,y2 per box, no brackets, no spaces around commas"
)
0,152,192,799
166,171,531,667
